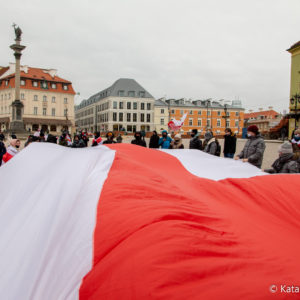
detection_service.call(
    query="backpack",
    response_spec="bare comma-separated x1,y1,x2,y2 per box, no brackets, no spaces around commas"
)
215,140,221,157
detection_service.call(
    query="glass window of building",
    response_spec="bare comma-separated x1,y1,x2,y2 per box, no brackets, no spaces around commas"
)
161,109,164,114
133,113,137,122
217,111,221,116
198,110,202,115
41,81,48,89
133,102,137,110
34,95,38,101
235,120,239,127
127,113,131,122
139,91,145,98
189,110,193,115
33,81,38,87
21,80,25,86
119,102,123,109
5,81,9,86
226,120,230,127
147,114,151,122
207,111,211,116
217,119,221,127
127,102,131,109
21,93,25,100
147,103,151,110
64,98,68,104
113,112,117,121
52,108,55,116
171,109,175,114
128,91,135,97
43,95,47,102
64,109,68,116
207,119,211,127
189,119,193,126
118,90,125,97
52,97,56,103
34,107,38,115
113,101,118,109
160,118,164,125
180,110,183,114
127,125,132,132
235,111,239,117
197,119,202,126
119,112,123,122
51,83,57,89
63,85,68,91
141,103,145,110
141,113,145,122
43,108,47,116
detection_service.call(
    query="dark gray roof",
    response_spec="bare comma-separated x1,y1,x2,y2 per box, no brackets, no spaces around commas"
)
76,78,154,110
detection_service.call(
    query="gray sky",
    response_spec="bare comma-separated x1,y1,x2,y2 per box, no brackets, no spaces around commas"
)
1,0,299,113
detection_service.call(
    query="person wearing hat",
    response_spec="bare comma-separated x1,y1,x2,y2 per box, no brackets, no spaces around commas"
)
264,142,299,174
291,128,300,161
131,131,146,147
189,129,203,150
158,130,172,149
203,131,221,156
169,134,184,149
234,125,265,168
2,139,21,164
103,132,116,144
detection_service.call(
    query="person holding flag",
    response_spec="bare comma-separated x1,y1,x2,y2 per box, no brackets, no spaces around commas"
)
92,132,103,147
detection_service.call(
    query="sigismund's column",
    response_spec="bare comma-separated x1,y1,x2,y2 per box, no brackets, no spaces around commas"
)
9,24,26,133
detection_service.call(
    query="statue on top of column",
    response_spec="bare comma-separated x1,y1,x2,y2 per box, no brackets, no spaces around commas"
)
12,23,22,41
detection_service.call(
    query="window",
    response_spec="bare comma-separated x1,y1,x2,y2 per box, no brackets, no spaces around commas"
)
180,110,183,114
147,114,151,123
127,113,131,122
133,102,137,110
189,110,193,115
139,91,145,98
141,113,145,122
197,119,202,126
113,112,117,121
171,109,175,114
119,112,123,121
207,111,211,116
118,90,125,97
226,120,230,128
127,102,131,109
133,113,137,122
43,108,47,116
41,81,48,89
21,93,25,100
198,110,202,115
189,118,193,126
235,120,239,127
127,125,133,132
217,119,221,127
34,107,38,115
21,80,25,86
63,85,68,91
43,95,47,102
226,111,230,116
235,111,239,117
147,103,151,110
141,103,145,110
207,119,211,127
51,83,57,89
128,91,135,97
5,81,9,86
119,102,123,109
113,101,117,109
33,95,38,101
64,98,68,104
52,108,55,116
160,118,164,125
217,111,221,116
50,125,57,131
33,81,38,87
64,109,68,117
52,97,56,103
161,109,164,114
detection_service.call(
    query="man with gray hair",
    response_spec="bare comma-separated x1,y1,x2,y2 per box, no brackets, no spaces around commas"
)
203,131,221,156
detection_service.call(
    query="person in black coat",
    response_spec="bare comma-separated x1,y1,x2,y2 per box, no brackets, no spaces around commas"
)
223,128,237,158
131,131,146,147
149,131,159,148
189,129,203,150
103,132,117,144
0,135,6,166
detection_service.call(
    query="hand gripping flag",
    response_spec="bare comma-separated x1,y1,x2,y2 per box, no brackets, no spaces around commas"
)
168,113,187,131
0,143,300,300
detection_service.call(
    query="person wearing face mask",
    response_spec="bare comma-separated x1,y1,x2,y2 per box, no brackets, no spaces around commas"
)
234,125,266,168
103,132,117,144
291,129,300,161
131,131,146,147
189,129,203,150
2,139,21,163
169,134,184,149
158,130,172,149
264,142,299,174
203,131,221,156
223,128,237,158
149,131,159,148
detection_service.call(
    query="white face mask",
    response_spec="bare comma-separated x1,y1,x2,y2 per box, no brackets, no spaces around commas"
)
247,133,252,137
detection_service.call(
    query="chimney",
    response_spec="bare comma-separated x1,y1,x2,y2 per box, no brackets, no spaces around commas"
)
249,109,253,113
259,108,263,111
268,106,273,110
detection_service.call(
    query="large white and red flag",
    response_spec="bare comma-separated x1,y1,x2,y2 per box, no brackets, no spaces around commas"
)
0,143,300,300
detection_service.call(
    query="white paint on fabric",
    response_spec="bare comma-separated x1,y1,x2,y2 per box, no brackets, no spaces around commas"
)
161,149,265,180
0,143,115,300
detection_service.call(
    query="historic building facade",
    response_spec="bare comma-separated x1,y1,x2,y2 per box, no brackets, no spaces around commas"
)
75,78,155,133
154,98,244,135
287,41,300,137
0,63,75,133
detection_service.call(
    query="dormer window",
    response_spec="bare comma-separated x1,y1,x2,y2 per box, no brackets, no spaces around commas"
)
32,81,38,87
51,83,57,89
5,81,9,86
63,85,68,91
139,91,145,98
118,90,125,97
41,81,48,89
21,80,26,86
128,91,135,97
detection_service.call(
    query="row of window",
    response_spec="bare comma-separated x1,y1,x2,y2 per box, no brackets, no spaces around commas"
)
76,108,94,119
96,102,109,112
118,90,146,98
33,107,68,117
159,118,240,127
0,93,69,103
112,112,151,123
0,93,12,100
164,109,240,116
0,79,69,91
113,101,152,110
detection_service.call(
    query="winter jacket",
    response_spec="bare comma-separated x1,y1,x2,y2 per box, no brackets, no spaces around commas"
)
131,138,147,147
169,143,184,149
189,134,203,150
265,153,299,174
71,139,85,148
224,134,237,154
0,141,6,166
238,134,266,168
291,139,300,161
149,134,159,148
203,138,218,155
103,139,116,144
159,136,172,149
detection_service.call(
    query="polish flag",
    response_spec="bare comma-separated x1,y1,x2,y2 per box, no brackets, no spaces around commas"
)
0,143,300,300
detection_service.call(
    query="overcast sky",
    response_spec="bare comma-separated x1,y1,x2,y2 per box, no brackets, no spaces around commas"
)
1,0,299,113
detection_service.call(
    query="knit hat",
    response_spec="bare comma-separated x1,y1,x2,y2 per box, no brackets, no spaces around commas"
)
295,129,300,135
174,134,181,140
247,125,259,135
278,142,293,154
204,131,213,140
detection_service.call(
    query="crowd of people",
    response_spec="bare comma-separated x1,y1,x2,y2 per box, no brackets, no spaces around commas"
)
1,125,300,173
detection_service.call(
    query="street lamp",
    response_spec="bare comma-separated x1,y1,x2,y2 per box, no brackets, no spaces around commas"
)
206,100,211,130
290,93,300,130
222,104,229,131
